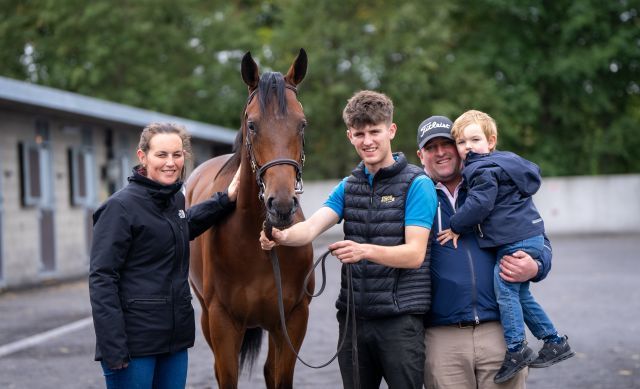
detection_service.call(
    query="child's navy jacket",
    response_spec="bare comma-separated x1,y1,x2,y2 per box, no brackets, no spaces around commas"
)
450,150,545,248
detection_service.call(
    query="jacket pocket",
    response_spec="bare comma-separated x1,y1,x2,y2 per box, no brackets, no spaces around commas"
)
392,270,401,309
123,296,172,354
125,297,168,308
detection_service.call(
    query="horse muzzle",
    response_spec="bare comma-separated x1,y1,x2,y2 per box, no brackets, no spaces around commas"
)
265,195,299,228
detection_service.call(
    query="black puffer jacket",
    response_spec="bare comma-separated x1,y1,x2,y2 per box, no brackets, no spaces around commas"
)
336,153,431,318
89,168,234,368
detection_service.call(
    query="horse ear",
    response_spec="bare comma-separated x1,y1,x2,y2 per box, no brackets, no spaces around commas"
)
241,51,260,90
285,48,307,86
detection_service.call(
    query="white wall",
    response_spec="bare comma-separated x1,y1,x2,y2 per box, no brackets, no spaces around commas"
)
299,180,343,236
534,174,640,235
299,174,640,236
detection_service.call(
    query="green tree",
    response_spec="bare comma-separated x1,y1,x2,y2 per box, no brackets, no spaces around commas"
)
2,0,638,177
266,0,453,178
439,0,640,175
0,0,257,129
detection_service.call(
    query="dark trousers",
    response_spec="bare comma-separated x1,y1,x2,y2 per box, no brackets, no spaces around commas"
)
337,312,425,389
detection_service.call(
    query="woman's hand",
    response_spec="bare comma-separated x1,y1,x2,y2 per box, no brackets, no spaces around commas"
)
227,165,242,202
111,362,129,370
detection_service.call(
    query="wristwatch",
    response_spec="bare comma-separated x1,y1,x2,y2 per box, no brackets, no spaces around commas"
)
534,259,543,277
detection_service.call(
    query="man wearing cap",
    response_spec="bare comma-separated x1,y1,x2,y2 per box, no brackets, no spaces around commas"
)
416,115,554,388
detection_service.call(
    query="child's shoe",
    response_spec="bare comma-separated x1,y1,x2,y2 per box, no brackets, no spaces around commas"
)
494,342,536,383
529,335,575,368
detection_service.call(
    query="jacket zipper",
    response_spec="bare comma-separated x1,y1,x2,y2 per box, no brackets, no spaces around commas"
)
465,248,480,324
165,208,184,352
453,193,480,323
393,271,400,308
170,213,186,274
127,298,167,305
361,182,374,314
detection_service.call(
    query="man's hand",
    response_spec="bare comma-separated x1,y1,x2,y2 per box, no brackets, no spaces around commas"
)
258,207,340,250
499,250,539,282
437,228,460,248
328,240,368,264
259,227,285,251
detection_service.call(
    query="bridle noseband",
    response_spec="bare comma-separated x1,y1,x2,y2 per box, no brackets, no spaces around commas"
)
244,84,305,201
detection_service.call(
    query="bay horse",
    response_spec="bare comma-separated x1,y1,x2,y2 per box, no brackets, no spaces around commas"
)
186,49,314,388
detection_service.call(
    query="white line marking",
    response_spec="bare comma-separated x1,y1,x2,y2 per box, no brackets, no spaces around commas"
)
0,316,93,358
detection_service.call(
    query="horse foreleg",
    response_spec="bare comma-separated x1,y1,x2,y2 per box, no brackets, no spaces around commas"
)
266,301,310,389
191,288,214,351
200,307,213,351
264,335,278,389
209,303,243,389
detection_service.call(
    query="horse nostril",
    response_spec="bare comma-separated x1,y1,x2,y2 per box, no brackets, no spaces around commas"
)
266,196,298,221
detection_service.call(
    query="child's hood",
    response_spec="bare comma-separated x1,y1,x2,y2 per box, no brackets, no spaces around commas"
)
490,151,541,196
467,151,542,196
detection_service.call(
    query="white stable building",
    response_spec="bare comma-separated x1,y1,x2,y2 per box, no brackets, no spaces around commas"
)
0,76,236,289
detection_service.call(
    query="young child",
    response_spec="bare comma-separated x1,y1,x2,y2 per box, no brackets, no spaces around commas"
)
437,110,574,384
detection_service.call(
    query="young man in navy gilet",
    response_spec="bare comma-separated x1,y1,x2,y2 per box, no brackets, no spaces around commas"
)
260,90,437,389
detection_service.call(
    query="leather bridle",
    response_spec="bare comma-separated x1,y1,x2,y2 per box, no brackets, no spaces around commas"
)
244,84,305,201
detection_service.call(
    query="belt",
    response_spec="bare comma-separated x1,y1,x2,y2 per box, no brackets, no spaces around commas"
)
450,320,496,329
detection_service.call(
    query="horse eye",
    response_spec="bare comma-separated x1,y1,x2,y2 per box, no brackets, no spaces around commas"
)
299,121,307,133
247,121,256,133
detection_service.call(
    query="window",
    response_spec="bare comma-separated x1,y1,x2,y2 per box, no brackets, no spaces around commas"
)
19,142,46,207
20,119,54,208
69,147,96,206
115,132,133,191
67,127,96,207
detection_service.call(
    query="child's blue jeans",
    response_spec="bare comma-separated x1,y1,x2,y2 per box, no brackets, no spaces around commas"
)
100,349,188,389
494,234,557,350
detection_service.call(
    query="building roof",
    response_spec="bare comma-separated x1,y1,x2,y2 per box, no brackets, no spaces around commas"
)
0,75,237,144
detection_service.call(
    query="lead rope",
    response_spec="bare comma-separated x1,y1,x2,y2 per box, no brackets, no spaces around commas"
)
265,226,360,388
303,249,359,388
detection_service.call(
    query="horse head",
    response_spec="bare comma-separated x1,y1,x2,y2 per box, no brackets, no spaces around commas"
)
241,48,308,229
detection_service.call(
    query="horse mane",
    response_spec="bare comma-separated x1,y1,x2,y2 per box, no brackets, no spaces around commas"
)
216,71,288,180
216,130,242,180
258,72,288,116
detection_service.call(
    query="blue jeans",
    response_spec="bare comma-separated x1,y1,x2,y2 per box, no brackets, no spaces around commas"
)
494,235,557,350
100,349,188,389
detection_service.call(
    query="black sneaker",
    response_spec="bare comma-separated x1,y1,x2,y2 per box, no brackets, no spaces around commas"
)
529,335,575,368
494,343,536,384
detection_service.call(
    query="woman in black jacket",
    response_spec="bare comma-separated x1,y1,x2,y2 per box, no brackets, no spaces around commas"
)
89,122,239,388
